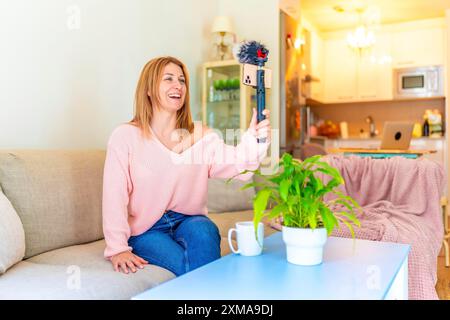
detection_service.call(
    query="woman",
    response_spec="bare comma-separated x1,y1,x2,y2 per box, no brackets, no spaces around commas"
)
103,56,271,276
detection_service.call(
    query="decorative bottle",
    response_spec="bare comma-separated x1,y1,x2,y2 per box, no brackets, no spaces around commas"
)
422,115,430,137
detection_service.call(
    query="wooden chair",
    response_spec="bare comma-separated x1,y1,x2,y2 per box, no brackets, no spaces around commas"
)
295,143,327,161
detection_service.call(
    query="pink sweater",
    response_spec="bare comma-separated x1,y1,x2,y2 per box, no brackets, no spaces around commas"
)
102,124,269,258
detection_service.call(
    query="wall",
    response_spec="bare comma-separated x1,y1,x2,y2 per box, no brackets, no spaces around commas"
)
303,18,324,102
280,11,303,151
0,0,218,149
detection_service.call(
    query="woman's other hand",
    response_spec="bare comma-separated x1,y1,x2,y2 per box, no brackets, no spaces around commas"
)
248,108,271,142
111,251,148,274
269,216,283,231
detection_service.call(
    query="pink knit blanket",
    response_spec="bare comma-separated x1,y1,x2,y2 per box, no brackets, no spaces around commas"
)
270,155,445,298
322,155,445,300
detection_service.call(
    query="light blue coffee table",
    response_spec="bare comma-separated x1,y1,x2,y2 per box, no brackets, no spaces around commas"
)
133,232,410,300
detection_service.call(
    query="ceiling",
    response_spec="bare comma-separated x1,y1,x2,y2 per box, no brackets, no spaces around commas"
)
280,0,301,20
300,0,450,32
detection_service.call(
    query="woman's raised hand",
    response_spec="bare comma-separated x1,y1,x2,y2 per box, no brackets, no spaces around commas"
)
248,108,271,142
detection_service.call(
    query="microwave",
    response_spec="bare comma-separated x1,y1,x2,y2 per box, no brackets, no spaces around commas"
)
394,65,444,99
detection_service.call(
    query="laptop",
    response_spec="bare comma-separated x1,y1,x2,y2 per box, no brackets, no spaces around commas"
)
379,122,414,150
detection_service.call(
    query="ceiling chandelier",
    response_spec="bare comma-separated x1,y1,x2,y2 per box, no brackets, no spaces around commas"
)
334,5,377,53
347,24,375,50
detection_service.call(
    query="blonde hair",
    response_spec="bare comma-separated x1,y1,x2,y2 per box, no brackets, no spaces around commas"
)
130,56,194,138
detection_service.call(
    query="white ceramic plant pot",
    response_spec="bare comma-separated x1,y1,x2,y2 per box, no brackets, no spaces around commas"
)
281,226,328,266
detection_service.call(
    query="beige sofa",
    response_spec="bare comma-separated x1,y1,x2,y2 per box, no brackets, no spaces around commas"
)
0,150,273,299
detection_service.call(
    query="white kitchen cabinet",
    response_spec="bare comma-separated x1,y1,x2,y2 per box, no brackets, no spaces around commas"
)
357,56,378,100
320,19,445,104
358,33,393,101
323,38,357,102
323,34,392,103
391,27,445,68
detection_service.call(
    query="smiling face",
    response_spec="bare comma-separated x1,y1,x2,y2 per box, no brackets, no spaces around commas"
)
133,56,193,138
156,62,187,112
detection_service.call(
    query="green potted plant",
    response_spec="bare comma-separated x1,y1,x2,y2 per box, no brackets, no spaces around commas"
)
240,153,361,266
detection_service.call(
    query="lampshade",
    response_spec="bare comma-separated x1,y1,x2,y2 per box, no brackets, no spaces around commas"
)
211,16,234,34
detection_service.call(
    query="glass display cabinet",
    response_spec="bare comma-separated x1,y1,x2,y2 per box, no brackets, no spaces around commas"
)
201,59,271,142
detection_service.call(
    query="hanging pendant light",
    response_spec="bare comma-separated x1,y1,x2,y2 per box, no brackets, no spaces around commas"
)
333,6,377,53
347,25,376,50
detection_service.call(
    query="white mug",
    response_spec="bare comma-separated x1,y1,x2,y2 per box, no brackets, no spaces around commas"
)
227,221,264,256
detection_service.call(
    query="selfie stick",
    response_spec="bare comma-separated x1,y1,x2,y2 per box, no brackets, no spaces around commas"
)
236,41,269,142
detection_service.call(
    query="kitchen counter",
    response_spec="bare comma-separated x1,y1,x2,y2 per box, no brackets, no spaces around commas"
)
311,135,445,141
309,135,445,166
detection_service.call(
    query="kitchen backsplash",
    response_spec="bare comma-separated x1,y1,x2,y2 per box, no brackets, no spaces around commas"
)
306,97,445,137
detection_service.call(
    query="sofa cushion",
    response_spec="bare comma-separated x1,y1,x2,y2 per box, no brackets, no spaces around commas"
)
0,239,175,299
0,150,106,258
27,238,236,266
0,190,25,273
209,210,278,239
0,211,276,299
0,238,243,299
209,210,255,237
27,239,112,267
0,260,174,300
207,178,255,213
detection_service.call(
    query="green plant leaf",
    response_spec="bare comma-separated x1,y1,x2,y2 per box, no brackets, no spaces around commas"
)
268,203,288,219
324,178,342,191
333,190,362,210
319,205,338,235
292,174,301,195
303,186,312,198
335,210,361,228
269,175,284,184
301,155,321,166
309,174,324,194
334,199,353,211
308,212,317,229
286,195,299,206
316,168,344,185
234,153,361,239
279,179,291,202
239,182,267,191
253,188,272,239
282,153,293,166
337,216,356,239
226,169,257,184
283,165,294,178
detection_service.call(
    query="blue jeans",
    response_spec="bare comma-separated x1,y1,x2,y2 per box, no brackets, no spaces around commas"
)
128,210,221,276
